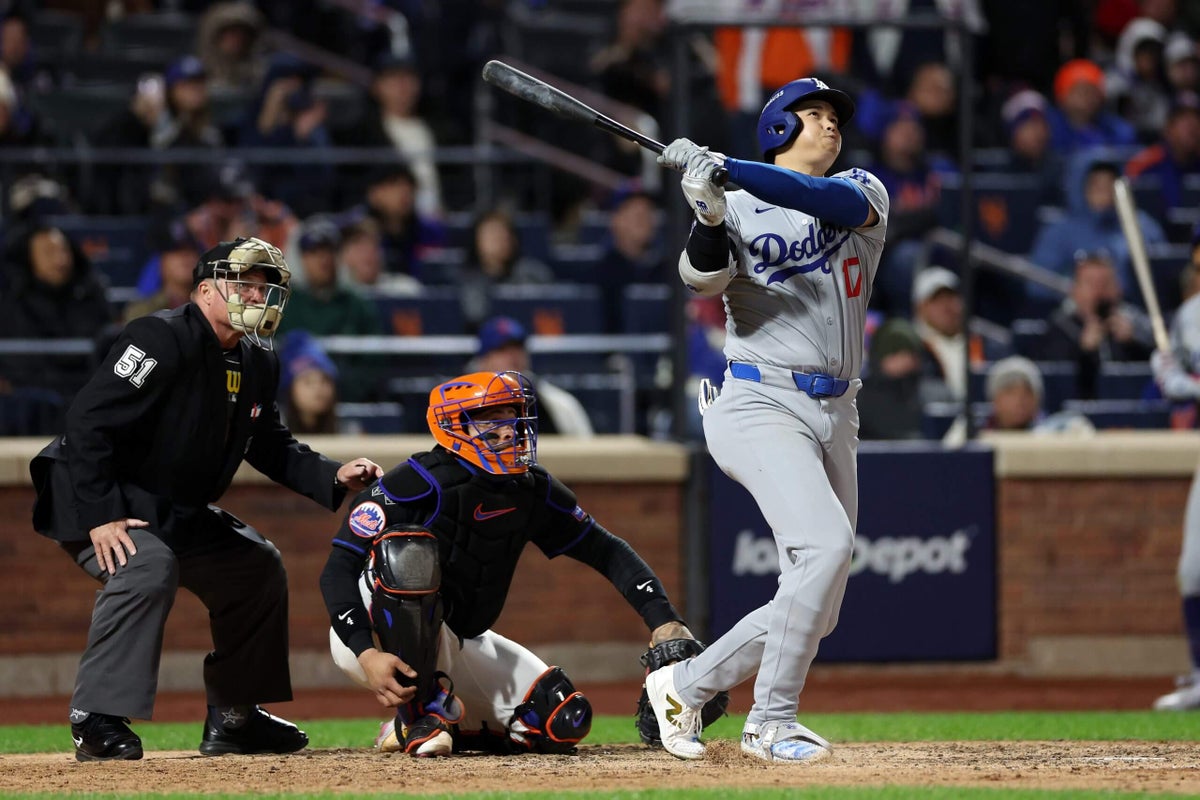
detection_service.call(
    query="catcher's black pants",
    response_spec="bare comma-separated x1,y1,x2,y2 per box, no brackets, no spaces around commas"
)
62,516,293,720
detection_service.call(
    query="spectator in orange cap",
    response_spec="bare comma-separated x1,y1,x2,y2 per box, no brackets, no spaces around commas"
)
1046,58,1137,154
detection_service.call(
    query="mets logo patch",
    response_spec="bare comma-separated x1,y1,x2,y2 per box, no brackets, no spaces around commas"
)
571,505,587,522
348,501,386,538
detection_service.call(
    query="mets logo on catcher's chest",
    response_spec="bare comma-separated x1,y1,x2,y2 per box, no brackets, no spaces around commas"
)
348,501,386,538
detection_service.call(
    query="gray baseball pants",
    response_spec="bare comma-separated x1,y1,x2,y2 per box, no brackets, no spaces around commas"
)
673,371,861,727
63,514,293,720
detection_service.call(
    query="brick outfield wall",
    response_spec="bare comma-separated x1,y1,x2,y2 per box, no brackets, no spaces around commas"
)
998,478,1189,660
1,481,686,657
2,476,1190,670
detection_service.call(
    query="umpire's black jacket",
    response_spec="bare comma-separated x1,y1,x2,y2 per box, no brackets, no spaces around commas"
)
31,303,346,545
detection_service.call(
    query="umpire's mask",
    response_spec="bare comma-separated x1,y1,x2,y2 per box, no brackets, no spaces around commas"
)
195,236,292,350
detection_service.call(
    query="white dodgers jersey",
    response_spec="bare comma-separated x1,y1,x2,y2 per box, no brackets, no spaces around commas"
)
721,168,889,380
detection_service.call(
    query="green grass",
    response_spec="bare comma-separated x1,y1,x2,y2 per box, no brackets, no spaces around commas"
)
3,711,1196,755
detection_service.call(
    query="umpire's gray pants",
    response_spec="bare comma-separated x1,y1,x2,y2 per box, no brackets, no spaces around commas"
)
63,520,292,720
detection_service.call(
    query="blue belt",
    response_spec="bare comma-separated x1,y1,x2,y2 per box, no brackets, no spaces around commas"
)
729,361,849,398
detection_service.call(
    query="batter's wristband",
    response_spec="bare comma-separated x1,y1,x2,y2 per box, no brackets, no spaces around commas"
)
686,219,732,273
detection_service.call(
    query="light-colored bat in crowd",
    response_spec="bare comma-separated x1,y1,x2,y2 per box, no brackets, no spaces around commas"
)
1113,176,1170,353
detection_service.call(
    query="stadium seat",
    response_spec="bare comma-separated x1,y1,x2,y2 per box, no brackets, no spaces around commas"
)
336,402,406,434
28,86,131,143
56,50,173,88
29,9,85,58
99,12,198,56
548,243,605,281
1144,244,1190,318
492,284,605,334
369,287,465,336
1010,318,1049,358
44,215,150,288
920,401,962,440
1061,399,1171,429
621,283,671,333
1096,363,1155,401
937,173,1045,255
542,372,633,434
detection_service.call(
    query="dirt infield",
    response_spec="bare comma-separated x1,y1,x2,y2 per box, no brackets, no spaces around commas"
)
3,741,1200,796
6,672,1191,796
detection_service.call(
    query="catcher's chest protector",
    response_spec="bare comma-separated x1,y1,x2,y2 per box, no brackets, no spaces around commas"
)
413,453,541,638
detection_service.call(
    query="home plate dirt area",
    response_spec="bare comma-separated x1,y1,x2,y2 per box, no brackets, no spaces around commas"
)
3,741,1200,796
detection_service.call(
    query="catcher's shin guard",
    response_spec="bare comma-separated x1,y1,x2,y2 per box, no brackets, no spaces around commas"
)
508,667,592,754
368,526,444,726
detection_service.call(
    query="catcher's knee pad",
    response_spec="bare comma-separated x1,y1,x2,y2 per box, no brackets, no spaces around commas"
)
508,666,592,754
368,526,444,719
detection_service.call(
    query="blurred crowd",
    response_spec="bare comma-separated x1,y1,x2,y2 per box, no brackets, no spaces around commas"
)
0,0,1198,440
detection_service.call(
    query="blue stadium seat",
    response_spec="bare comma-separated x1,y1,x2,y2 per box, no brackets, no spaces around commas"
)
492,284,605,334
1010,318,1048,358
28,86,131,143
45,215,150,287
336,402,406,434
1061,399,1171,429
621,283,671,333
384,375,452,433
1145,244,1190,318
1097,363,1155,401
938,173,1045,255
99,12,197,56
548,243,605,281
441,212,552,263
920,401,961,440
369,287,465,336
30,10,85,58
543,373,632,434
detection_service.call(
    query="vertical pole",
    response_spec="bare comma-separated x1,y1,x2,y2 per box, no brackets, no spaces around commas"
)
957,20,977,438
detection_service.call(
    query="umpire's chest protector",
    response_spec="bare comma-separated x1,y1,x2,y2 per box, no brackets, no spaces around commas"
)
398,450,544,638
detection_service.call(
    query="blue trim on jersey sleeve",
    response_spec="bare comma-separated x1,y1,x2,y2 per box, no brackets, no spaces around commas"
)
333,538,367,556
543,477,575,514
546,518,596,558
726,158,870,228
407,457,444,528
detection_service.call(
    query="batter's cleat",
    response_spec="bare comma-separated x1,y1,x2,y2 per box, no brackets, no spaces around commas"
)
71,712,143,762
1153,671,1200,711
741,721,832,763
643,663,704,760
199,705,309,756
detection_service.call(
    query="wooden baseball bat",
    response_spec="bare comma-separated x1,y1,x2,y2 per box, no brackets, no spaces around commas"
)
481,59,728,187
1113,177,1170,353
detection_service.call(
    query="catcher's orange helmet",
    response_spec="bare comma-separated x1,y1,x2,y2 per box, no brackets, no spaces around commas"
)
427,371,537,474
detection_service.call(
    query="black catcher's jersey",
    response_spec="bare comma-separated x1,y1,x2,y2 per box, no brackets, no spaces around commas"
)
330,447,605,639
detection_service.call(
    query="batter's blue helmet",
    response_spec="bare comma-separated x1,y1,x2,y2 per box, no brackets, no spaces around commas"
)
757,78,856,162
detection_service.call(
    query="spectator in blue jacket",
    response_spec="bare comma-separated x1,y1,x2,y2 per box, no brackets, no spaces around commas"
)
1028,155,1166,301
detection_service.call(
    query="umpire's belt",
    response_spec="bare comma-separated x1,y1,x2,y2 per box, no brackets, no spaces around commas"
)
729,361,849,398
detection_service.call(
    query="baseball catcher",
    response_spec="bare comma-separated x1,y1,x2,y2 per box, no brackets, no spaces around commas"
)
320,371,707,756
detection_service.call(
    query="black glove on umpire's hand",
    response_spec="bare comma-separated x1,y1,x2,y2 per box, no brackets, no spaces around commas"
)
634,639,730,746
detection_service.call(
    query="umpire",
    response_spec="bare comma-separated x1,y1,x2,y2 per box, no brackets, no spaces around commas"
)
30,237,383,761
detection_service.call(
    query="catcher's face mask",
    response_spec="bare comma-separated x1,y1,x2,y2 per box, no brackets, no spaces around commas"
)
427,371,538,474
203,237,291,350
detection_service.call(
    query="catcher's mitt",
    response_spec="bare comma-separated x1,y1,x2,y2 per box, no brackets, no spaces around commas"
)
635,638,730,746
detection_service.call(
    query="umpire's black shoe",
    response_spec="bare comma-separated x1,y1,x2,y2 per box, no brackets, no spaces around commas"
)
71,712,143,762
199,705,308,756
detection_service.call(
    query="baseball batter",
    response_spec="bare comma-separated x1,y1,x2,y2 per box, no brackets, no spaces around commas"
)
644,78,889,761
1150,293,1200,711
